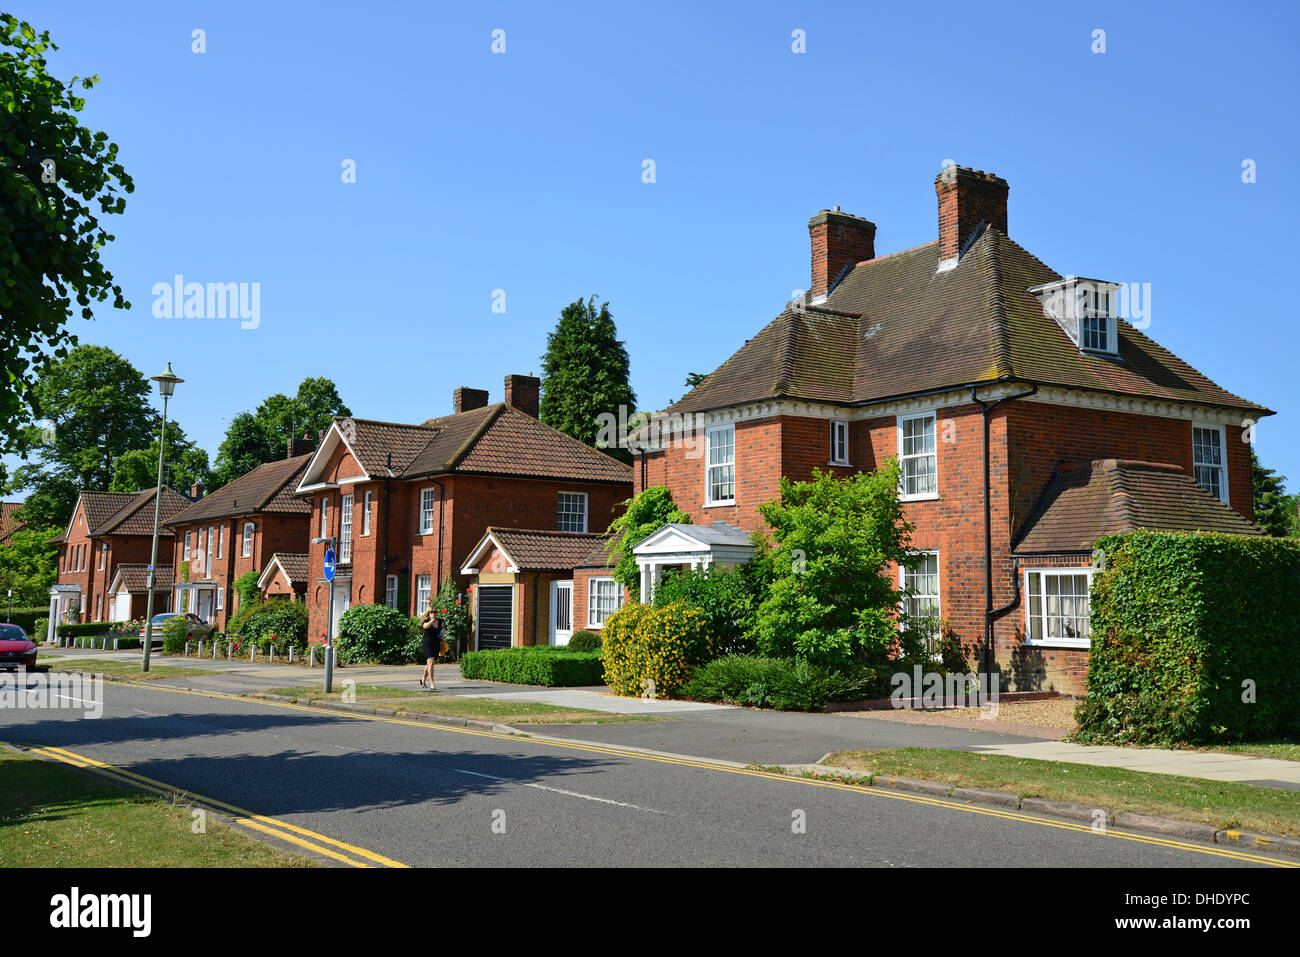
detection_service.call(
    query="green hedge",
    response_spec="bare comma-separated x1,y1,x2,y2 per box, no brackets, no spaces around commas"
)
335,604,417,664
679,654,881,711
460,646,605,687
56,621,118,638
566,630,602,653
1074,531,1300,745
161,616,189,655
4,606,50,633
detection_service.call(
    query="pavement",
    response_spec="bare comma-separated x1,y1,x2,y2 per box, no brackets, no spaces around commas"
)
33,646,1300,788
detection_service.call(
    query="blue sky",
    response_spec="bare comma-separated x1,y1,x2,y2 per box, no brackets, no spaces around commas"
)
7,0,1299,490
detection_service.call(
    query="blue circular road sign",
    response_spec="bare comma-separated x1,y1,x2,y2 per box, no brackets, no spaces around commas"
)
323,548,337,582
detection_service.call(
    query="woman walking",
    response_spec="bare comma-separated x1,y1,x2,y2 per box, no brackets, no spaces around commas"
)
420,607,443,691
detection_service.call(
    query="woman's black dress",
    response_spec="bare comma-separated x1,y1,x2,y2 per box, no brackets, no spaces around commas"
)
422,619,440,661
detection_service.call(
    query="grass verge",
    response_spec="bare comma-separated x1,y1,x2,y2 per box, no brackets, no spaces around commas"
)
265,686,662,724
823,748,1300,836
42,658,208,680
0,748,313,867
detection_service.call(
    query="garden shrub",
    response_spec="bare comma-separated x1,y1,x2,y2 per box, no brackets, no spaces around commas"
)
4,606,51,633
232,570,261,609
459,646,605,686
31,616,48,641
430,579,473,656
606,486,691,600
680,654,880,710
1073,531,1300,745
334,604,413,664
225,597,262,637
653,560,769,657
601,601,711,698
240,600,308,653
161,616,189,655
566,630,602,653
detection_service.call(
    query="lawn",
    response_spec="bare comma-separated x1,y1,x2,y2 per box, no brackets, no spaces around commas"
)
821,748,1300,836
265,685,662,724
41,658,208,680
0,748,313,867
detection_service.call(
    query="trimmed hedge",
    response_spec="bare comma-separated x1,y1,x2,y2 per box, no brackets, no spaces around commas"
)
1074,531,1300,745
679,654,881,711
56,621,118,638
566,630,602,653
4,606,50,633
460,646,605,687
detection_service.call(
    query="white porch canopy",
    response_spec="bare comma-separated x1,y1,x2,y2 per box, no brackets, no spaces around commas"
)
46,584,82,643
631,522,755,600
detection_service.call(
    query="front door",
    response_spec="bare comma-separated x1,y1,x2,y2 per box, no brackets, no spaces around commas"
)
331,580,351,638
197,589,213,623
550,580,573,646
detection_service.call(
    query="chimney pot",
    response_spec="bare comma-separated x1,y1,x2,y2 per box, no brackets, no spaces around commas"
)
935,166,1008,271
808,209,876,301
504,374,540,418
287,432,315,459
190,481,204,499
453,386,490,414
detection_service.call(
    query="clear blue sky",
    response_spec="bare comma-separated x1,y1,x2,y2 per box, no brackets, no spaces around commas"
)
8,0,1299,490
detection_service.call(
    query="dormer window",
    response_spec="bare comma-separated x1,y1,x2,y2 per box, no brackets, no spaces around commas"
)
1030,276,1121,356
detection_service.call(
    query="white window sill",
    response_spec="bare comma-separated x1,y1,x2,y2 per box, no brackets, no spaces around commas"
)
1022,638,1090,650
828,460,850,468
703,500,736,508
900,493,940,503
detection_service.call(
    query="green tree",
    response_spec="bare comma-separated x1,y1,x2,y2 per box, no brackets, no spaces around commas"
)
1251,448,1295,538
606,485,690,600
109,423,211,496
213,378,349,486
539,296,636,463
751,464,913,667
0,14,134,454
0,521,58,605
11,345,157,526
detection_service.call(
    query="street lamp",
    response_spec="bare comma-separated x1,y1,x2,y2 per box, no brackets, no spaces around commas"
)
142,362,183,673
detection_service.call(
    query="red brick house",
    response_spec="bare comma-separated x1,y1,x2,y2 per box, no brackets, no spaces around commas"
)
629,165,1270,694
46,487,193,636
162,439,314,631
0,502,25,547
294,374,632,646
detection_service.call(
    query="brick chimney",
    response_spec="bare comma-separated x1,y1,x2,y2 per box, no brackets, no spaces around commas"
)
287,432,314,458
189,481,204,499
808,208,875,302
504,374,540,418
935,166,1008,271
453,386,489,414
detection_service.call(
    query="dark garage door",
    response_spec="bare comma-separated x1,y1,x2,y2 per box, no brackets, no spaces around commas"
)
476,585,513,650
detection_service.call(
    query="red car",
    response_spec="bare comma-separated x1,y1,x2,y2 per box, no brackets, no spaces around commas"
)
0,623,38,672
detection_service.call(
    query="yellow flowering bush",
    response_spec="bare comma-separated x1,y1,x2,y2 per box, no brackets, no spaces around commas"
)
602,600,712,698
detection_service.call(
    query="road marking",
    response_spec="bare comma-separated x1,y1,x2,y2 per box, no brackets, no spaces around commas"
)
23,744,408,869
453,767,667,814
72,678,1299,868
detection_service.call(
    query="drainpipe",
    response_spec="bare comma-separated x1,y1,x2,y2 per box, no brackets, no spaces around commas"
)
969,381,1038,678
430,479,445,590
381,454,393,586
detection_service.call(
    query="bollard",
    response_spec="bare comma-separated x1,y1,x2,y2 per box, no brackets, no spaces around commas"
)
113,638,119,651
212,641,218,659
185,641,191,656
309,646,316,668
197,640,203,657
269,646,275,663
227,641,232,660
250,645,256,661
288,645,295,663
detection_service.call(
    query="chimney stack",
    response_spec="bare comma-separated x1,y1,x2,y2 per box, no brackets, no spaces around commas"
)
190,481,204,499
504,374,540,418
453,386,490,414
808,208,875,302
288,432,314,458
935,166,1008,271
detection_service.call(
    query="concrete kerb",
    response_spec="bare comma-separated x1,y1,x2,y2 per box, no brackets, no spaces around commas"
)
788,763,1300,859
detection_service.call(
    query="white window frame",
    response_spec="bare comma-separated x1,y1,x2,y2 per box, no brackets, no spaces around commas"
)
98,541,106,570
557,492,588,533
206,526,214,571
182,533,191,562
829,419,849,466
586,577,623,628
242,521,254,559
899,550,941,656
1192,422,1229,504
419,488,437,535
704,424,736,507
385,574,399,609
218,525,225,559
217,587,224,611
1023,567,1093,649
339,493,353,563
362,490,372,536
320,497,329,538
415,574,432,614
898,411,939,501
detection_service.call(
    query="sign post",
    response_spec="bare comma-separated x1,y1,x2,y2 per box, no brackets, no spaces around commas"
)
314,537,337,694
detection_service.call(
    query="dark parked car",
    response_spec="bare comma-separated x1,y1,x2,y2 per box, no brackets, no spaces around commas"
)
0,623,38,672
139,613,216,646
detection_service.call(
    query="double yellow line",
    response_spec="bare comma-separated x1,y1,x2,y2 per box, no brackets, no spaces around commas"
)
25,744,408,868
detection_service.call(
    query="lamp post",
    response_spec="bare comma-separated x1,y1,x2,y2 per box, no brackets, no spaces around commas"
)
142,362,183,673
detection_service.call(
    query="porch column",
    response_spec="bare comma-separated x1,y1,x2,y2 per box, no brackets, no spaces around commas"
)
47,594,57,643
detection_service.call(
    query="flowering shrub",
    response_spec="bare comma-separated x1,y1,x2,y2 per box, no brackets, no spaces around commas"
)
335,603,416,664
602,601,711,698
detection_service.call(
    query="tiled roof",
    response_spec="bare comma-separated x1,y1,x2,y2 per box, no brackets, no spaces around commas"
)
1013,459,1263,554
266,552,309,585
577,535,618,569
96,487,191,536
668,229,1269,417
483,527,613,571
333,405,630,485
0,502,24,544
81,492,140,532
113,564,174,593
166,454,312,526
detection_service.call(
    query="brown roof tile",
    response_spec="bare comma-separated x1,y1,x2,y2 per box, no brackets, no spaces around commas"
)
480,527,613,571
113,564,174,593
0,502,25,544
167,454,312,526
1013,459,1262,554
266,552,309,585
96,487,191,536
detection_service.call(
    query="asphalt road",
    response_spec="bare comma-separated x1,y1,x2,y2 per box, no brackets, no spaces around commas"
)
0,678,1282,868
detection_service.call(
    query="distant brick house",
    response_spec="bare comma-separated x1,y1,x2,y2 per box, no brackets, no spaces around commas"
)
0,502,25,547
628,165,1270,694
47,487,193,636
162,438,314,631
294,374,632,647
